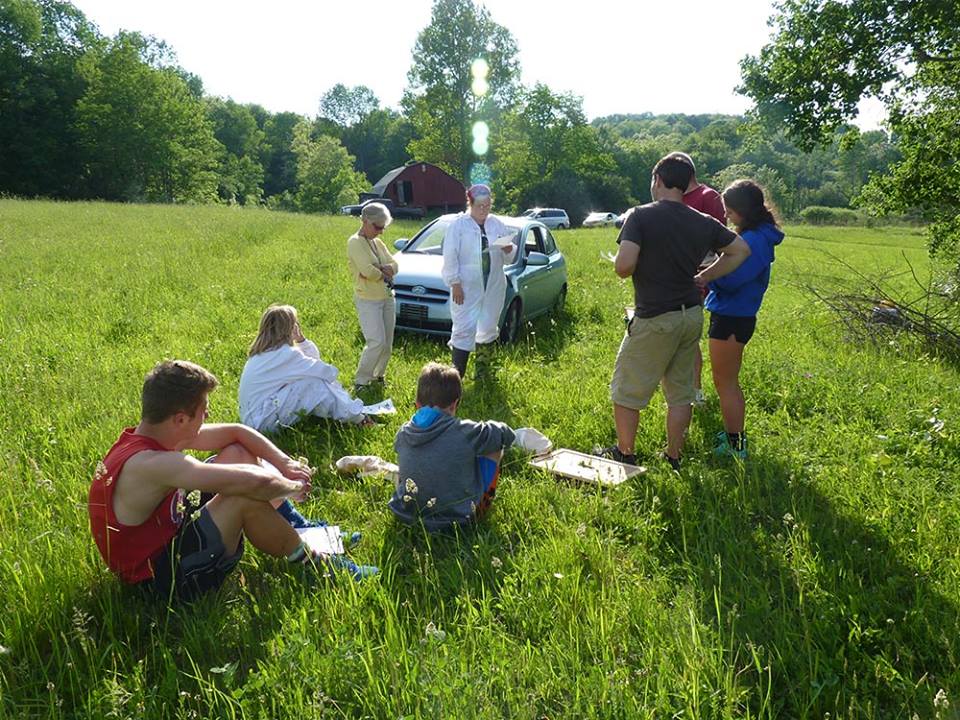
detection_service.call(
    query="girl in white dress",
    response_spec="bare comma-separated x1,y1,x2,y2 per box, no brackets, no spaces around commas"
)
239,305,367,433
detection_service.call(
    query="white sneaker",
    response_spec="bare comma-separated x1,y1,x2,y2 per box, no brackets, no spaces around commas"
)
693,389,706,406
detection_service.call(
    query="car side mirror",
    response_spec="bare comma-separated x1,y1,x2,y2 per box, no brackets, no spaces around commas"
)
394,238,408,250
526,251,549,266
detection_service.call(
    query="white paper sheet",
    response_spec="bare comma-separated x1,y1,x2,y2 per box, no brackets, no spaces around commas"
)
297,526,344,555
361,398,397,415
492,234,517,248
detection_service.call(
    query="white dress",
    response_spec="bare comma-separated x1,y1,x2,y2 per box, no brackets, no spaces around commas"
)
238,340,365,432
441,213,517,351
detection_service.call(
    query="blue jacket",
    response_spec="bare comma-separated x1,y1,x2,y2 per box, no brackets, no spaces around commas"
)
705,223,784,317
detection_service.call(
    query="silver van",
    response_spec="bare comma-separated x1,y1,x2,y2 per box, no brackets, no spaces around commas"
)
520,207,570,229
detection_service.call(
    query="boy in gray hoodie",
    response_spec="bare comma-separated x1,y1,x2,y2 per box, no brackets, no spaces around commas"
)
389,362,516,531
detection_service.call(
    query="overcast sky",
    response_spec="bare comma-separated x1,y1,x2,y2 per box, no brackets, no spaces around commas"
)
71,0,886,128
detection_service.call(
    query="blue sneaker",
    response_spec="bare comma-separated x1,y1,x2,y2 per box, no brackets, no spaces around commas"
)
327,554,379,581
278,501,362,547
714,431,748,459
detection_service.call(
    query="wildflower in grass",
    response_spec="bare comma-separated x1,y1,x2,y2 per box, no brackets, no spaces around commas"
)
402,494,412,503
94,461,107,480
426,497,436,508
934,689,949,709
491,556,502,569
0,645,9,656
553,572,564,579
405,477,418,495
424,622,446,642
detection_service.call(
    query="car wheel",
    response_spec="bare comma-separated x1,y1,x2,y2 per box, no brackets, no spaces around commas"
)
499,299,522,343
554,284,567,312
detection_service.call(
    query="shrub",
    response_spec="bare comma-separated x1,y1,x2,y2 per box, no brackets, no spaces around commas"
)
799,205,862,226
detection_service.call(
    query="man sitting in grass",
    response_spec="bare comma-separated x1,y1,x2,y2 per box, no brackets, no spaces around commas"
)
389,362,515,531
88,360,376,602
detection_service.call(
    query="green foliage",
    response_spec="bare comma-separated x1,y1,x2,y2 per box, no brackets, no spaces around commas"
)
798,205,863,226
75,32,219,202
206,98,266,205
595,113,900,217
404,0,520,179
0,0,94,197
492,84,627,220
318,83,379,127
261,111,304,199
1,200,959,717
739,0,960,276
290,120,367,213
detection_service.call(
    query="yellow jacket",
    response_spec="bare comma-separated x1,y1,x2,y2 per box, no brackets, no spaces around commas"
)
347,232,399,301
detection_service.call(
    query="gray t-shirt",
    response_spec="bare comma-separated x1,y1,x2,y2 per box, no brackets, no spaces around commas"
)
618,200,736,317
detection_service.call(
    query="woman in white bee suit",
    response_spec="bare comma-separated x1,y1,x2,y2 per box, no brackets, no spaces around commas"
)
441,184,517,377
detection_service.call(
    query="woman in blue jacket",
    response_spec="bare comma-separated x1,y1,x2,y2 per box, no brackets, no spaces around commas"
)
706,180,784,458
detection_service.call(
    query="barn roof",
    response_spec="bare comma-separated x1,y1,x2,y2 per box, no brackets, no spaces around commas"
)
371,166,407,196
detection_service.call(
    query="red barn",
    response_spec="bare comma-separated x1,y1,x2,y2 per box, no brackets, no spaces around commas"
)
364,162,466,214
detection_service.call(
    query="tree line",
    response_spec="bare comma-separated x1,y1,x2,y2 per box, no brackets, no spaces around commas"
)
1,0,905,227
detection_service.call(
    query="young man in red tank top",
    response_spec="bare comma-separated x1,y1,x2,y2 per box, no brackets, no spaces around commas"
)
89,360,376,601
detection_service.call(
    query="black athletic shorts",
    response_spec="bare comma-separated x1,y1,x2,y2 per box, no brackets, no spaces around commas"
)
708,313,757,345
147,506,244,602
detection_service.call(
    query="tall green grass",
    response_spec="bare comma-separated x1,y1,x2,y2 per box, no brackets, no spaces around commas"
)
0,201,957,718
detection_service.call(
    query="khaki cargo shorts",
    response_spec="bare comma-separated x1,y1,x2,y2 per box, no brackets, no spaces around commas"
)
610,305,704,409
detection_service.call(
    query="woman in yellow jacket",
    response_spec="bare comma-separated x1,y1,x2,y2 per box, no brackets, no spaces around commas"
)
347,202,399,390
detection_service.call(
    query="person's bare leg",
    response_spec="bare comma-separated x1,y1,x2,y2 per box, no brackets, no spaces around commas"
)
614,403,640,455
207,443,299,551
204,494,302,557
665,403,692,459
709,337,746,432
210,443,285,509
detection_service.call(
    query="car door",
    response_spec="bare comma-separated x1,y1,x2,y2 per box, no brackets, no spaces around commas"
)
540,227,566,301
515,226,554,316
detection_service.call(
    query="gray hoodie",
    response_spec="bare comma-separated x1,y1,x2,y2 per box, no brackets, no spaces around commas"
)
389,407,516,531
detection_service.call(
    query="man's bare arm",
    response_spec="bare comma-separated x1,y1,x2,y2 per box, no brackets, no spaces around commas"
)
187,423,312,483
135,451,307,502
614,241,640,279
695,236,751,287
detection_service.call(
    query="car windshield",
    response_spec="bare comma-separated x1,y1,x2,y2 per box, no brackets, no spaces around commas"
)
404,218,522,256
520,209,536,217
404,219,449,254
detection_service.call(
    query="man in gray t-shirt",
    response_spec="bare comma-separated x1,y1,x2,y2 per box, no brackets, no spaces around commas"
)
600,155,751,469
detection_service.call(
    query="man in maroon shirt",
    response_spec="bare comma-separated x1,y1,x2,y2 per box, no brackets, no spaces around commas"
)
667,151,726,405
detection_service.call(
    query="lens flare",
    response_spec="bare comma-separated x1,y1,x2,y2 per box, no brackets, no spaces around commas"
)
472,137,489,155
472,121,489,140
469,163,492,186
471,58,489,79
471,77,489,97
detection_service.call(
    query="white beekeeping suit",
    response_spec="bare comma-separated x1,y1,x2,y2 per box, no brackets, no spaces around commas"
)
441,211,516,352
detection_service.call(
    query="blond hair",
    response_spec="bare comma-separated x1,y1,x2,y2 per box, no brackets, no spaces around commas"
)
249,304,298,357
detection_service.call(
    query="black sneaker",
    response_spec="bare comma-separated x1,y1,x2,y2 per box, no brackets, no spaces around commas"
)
662,453,681,471
593,445,638,466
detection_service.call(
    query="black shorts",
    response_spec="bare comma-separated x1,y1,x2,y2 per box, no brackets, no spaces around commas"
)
147,506,244,602
708,313,757,345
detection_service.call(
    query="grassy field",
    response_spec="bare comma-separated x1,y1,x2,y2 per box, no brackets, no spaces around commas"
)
0,200,958,718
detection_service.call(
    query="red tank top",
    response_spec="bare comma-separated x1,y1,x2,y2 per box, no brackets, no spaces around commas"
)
88,428,185,583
